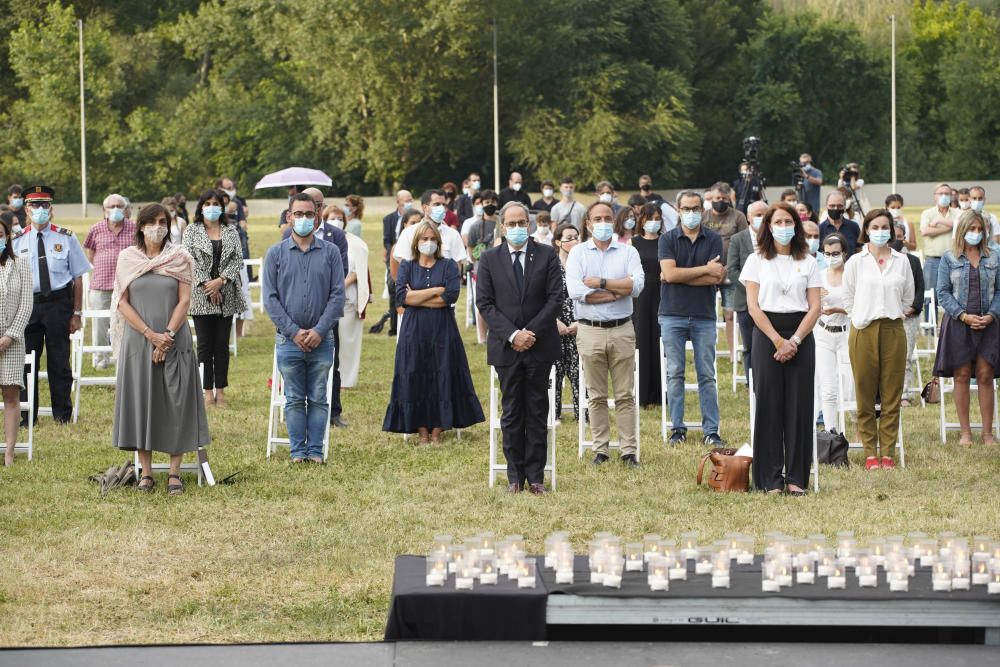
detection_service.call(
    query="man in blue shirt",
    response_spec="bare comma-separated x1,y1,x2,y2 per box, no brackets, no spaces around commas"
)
659,191,725,446
797,153,823,215
263,193,345,463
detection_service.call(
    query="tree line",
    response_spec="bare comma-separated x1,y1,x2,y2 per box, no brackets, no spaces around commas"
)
0,0,998,202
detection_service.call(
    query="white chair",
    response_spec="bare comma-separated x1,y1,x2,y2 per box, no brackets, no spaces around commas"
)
244,258,264,312
135,364,207,485
732,324,747,392
266,347,333,462
578,349,641,460
916,288,939,358
73,306,115,423
36,330,82,422
938,376,1000,444
1,352,36,461
748,369,820,492
715,291,730,360
488,366,557,489
907,344,925,408
659,338,719,441
837,369,906,467
465,274,476,329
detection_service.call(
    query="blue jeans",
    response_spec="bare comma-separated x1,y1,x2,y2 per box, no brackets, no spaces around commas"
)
276,333,335,459
659,315,720,435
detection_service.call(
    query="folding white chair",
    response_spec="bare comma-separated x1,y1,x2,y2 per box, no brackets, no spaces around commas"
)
715,291,730,360
748,369,819,491
938,376,1000,444
135,364,207,485
837,368,906,467
244,258,264,312
916,288,939,358
578,349,641,460
488,366,557,489
36,330,82,422
659,338,718,441
465,274,476,328
732,324,747,392
907,344,925,408
73,306,115,424
2,352,36,461
266,347,333,461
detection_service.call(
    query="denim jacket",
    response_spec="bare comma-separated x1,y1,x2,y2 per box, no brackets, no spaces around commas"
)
936,249,1000,320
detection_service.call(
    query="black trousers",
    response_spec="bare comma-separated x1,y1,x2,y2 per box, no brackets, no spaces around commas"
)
751,311,814,491
387,267,398,332
737,309,754,380
193,314,233,390
497,359,552,486
22,287,74,423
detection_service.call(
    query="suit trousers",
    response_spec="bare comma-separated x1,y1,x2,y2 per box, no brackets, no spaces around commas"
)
496,359,552,485
577,321,637,455
22,288,74,424
848,318,906,459
751,311,814,491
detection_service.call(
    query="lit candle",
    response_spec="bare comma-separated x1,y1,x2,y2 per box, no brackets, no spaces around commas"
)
669,553,687,581
836,532,857,568
791,540,810,569
989,561,1000,594
479,555,498,585
972,554,990,586
602,558,624,589
680,532,699,561
952,554,971,590
712,550,731,589
737,535,755,565
448,545,466,575
626,543,645,572
817,548,836,577
643,534,663,562
648,556,669,591
479,531,496,557
425,553,448,587
775,556,793,588
695,546,714,575
870,539,886,568
938,531,958,558
932,561,952,592
455,561,475,590
807,534,827,560
827,562,847,590
432,534,453,556
856,555,877,588
761,560,780,592
969,535,989,556
917,539,938,567
796,557,815,585
516,558,536,589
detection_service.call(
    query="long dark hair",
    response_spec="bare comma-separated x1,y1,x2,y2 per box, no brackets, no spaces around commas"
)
0,213,15,265
135,204,171,249
194,189,231,226
756,202,808,260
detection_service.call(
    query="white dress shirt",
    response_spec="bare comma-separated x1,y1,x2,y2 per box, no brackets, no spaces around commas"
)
565,237,644,321
394,221,469,263
740,252,821,312
842,246,915,330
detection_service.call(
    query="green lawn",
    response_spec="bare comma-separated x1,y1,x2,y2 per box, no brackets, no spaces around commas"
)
0,206,997,646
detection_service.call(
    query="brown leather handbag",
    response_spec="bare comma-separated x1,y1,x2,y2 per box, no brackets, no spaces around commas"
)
697,447,752,493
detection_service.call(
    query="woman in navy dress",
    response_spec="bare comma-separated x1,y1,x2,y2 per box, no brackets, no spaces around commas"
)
383,221,484,443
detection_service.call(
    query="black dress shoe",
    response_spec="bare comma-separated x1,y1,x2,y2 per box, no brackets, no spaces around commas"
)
592,453,610,466
387,329,397,337
621,454,641,468
507,482,522,494
330,414,348,428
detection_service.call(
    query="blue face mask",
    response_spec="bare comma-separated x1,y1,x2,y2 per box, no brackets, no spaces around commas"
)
971,200,985,212
681,211,701,229
293,216,316,237
772,226,795,246
108,208,125,223
643,221,661,234
937,194,952,208
591,222,614,242
10,198,22,209
203,205,222,222
869,229,891,247
430,204,446,223
624,218,636,230
807,238,819,254
506,226,529,246
0,239,7,254
964,231,983,247
30,208,50,225
751,216,763,231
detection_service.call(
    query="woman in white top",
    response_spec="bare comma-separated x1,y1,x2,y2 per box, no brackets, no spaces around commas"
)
740,202,822,495
843,209,915,470
339,232,370,387
815,232,851,435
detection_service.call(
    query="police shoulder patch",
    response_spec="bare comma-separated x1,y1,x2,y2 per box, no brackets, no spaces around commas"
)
51,225,73,237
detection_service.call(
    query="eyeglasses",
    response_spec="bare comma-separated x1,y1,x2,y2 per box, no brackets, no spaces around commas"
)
823,251,842,258
560,236,579,242
290,211,316,220
639,185,651,191
679,206,701,213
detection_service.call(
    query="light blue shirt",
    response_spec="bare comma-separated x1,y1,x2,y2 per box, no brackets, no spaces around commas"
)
565,237,644,321
263,234,345,340
12,223,91,293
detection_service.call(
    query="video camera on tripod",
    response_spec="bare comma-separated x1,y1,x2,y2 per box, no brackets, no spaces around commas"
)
789,160,806,200
735,136,767,213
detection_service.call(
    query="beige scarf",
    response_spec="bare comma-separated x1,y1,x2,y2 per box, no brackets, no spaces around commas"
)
109,243,194,359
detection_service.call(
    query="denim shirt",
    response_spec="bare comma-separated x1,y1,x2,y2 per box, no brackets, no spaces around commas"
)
936,250,1000,320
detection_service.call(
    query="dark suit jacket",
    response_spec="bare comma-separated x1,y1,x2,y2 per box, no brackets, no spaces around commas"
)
455,194,474,223
476,239,563,368
498,188,531,208
382,211,401,255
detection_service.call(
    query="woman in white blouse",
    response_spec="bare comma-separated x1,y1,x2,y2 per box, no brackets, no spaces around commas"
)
815,232,851,434
740,202,822,495
843,209,915,470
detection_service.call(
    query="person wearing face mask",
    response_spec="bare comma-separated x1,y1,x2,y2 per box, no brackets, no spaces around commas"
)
659,192,726,447
439,184,460,229
795,201,816,224
933,210,1000,447
632,203,664,408
550,223,582,421
384,221,484,443
638,174,663,204
567,202,645,466
726,200,768,377
595,181,622,216
884,194,916,252
802,219,820,254
6,185,25,230
174,193,189,225
342,194,364,238
968,186,1000,243
160,196,185,244
704,182,749,363
263,193,345,463
0,214,33,465
796,153,823,214
843,209,915,470
467,190,500,343
393,189,469,266
920,183,961,303
532,211,553,245
814,233,851,435
613,207,637,245
889,221,924,408
550,177,585,231
454,171,481,223
111,203,208,493
182,190,247,409
475,202,562,493
498,171,532,208
215,176,248,222
818,191,861,257
84,193,136,370
13,186,91,426
532,180,558,213
460,192,484,249
740,202,822,495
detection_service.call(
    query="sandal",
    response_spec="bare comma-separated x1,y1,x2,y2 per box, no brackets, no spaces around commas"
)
959,432,973,447
983,434,997,446
167,474,184,495
137,475,155,492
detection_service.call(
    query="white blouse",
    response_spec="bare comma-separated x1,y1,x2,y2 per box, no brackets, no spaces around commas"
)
740,252,822,313
820,270,850,328
843,246,915,330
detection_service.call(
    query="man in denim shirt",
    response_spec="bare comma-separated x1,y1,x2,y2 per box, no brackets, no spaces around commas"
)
263,193,345,463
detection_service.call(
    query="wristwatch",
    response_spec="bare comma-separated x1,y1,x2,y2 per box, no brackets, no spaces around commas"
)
166,328,176,339
790,334,802,346
72,310,82,317
600,278,607,289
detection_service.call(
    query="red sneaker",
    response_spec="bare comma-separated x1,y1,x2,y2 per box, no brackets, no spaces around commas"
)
864,457,881,470
880,457,896,469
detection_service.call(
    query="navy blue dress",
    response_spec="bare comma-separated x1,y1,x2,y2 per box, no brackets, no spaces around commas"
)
382,258,485,433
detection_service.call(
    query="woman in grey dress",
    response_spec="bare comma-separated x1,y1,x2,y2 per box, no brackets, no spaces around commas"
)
0,215,33,465
110,204,209,494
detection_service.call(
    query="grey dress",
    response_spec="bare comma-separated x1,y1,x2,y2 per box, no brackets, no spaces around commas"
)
112,273,209,454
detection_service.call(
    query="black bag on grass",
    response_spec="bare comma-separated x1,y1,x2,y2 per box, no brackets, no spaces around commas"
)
816,430,850,468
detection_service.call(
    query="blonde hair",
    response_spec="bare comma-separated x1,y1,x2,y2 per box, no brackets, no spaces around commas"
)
953,209,991,257
409,221,443,259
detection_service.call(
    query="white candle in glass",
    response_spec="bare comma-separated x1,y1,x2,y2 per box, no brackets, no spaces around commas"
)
737,535,755,565
836,532,857,568
971,535,990,557
972,554,990,585
479,555,498,585
827,562,847,589
479,532,496,557
455,561,475,590
817,548,836,577
669,553,687,581
680,531,699,561
426,553,448,587
952,554,971,590
695,546,714,575
643,534,663,562
711,550,731,589
932,561,952,592
989,560,1000,594
648,556,669,591
918,539,938,567
602,558,624,589
625,543,645,572
796,556,816,585
448,545,466,575
516,558,536,589
761,560,780,592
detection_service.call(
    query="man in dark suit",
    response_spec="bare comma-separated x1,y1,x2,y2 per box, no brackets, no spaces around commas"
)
498,171,532,208
380,190,414,336
476,201,563,494
454,171,480,222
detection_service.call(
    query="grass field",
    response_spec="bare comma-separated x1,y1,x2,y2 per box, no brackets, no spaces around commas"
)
0,204,998,646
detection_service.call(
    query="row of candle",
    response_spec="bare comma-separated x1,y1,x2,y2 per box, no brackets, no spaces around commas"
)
426,533,538,589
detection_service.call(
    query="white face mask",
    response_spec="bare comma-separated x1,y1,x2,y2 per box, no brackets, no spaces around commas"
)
418,240,438,256
889,207,901,218
542,188,554,198
598,193,613,204
960,200,971,210
561,188,574,199
826,254,844,268
511,182,522,192
223,188,236,199
145,225,168,244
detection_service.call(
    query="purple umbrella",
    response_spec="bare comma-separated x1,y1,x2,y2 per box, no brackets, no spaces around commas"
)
254,167,332,190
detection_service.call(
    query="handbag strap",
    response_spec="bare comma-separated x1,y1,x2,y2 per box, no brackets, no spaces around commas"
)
697,452,713,485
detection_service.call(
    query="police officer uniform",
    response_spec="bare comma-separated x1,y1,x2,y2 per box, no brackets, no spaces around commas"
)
14,186,92,424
